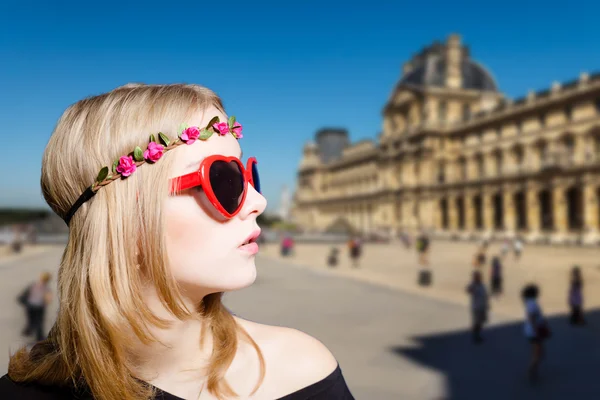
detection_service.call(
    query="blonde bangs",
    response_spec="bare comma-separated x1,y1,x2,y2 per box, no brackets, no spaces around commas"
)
8,84,265,400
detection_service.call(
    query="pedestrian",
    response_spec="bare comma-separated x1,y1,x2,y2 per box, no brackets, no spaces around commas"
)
1,84,354,399
19,271,53,342
281,233,294,256
490,256,503,296
500,239,510,260
400,231,411,249
416,231,432,286
327,247,339,267
522,283,550,383
568,266,585,326
473,248,486,269
466,271,489,343
513,237,523,260
416,232,430,267
348,236,362,268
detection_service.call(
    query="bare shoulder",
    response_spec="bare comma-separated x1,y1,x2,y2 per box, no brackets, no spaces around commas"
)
234,317,339,394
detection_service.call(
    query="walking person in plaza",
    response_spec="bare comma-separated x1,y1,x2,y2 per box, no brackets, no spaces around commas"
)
522,283,550,383
500,238,511,260
1,84,354,400
490,256,503,296
568,266,586,326
348,236,362,268
18,271,53,342
416,231,430,267
466,270,489,343
416,231,432,286
280,232,294,257
513,237,524,261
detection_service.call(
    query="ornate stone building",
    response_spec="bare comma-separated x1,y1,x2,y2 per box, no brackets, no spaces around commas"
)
291,34,600,244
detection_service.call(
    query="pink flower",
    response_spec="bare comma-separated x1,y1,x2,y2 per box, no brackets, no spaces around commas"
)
143,142,164,162
213,122,230,136
181,126,201,144
116,156,137,177
231,122,243,138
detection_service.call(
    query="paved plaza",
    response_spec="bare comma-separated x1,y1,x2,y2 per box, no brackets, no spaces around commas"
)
1,244,599,399
260,239,600,319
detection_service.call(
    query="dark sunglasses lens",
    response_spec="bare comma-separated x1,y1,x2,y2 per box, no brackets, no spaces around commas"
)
251,161,261,193
209,160,244,214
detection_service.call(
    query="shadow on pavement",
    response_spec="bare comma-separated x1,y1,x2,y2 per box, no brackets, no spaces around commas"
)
390,309,600,400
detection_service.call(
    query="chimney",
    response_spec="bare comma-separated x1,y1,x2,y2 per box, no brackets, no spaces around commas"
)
402,61,413,77
445,34,462,89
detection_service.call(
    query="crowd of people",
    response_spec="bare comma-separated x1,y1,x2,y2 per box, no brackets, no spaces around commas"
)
463,237,587,383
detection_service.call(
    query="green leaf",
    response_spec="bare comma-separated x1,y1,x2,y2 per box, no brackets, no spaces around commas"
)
150,134,156,143
206,116,220,129
228,115,236,129
96,166,109,182
159,132,170,146
177,123,189,135
133,146,144,161
112,160,119,174
200,129,213,140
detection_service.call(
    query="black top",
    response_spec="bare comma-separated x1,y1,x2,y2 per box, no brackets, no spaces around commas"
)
0,364,354,399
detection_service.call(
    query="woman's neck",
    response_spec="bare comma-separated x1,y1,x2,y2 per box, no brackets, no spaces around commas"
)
127,286,214,383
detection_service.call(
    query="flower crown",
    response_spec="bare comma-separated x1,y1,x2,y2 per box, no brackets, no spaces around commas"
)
63,115,242,225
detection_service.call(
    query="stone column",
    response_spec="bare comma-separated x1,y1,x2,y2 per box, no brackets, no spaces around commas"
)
503,187,516,236
574,134,585,165
359,205,365,233
484,152,496,178
433,196,442,232
465,192,475,233
418,196,430,230
523,144,536,173
526,183,541,240
552,184,568,243
482,190,494,235
583,179,599,244
448,194,458,231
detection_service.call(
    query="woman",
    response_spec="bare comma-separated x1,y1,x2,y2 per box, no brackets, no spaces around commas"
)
0,84,354,399
522,284,549,383
20,271,53,342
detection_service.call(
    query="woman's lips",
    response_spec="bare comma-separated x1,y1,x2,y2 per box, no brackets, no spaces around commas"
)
238,242,259,255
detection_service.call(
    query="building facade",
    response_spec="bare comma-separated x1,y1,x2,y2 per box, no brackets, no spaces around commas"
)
291,34,600,244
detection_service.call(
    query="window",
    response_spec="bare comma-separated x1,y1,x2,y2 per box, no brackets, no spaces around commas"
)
459,158,468,180
565,105,573,121
539,113,546,127
594,136,600,158
595,98,600,114
414,161,421,181
495,152,503,175
437,161,446,183
462,103,471,121
515,120,522,134
476,155,485,178
438,101,447,123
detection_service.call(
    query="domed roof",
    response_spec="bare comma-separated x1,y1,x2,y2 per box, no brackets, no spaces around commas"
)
400,56,497,91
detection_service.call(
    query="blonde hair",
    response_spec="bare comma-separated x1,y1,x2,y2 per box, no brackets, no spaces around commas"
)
8,84,265,400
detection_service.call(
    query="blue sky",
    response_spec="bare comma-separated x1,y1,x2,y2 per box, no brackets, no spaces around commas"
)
1,0,598,214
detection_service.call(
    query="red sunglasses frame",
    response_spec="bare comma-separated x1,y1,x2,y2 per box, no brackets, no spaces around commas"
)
169,155,259,218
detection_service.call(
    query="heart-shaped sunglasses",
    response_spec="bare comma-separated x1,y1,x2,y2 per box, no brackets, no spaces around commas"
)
169,155,261,218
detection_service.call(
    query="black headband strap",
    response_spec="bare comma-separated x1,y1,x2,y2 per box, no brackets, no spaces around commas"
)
63,186,97,226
